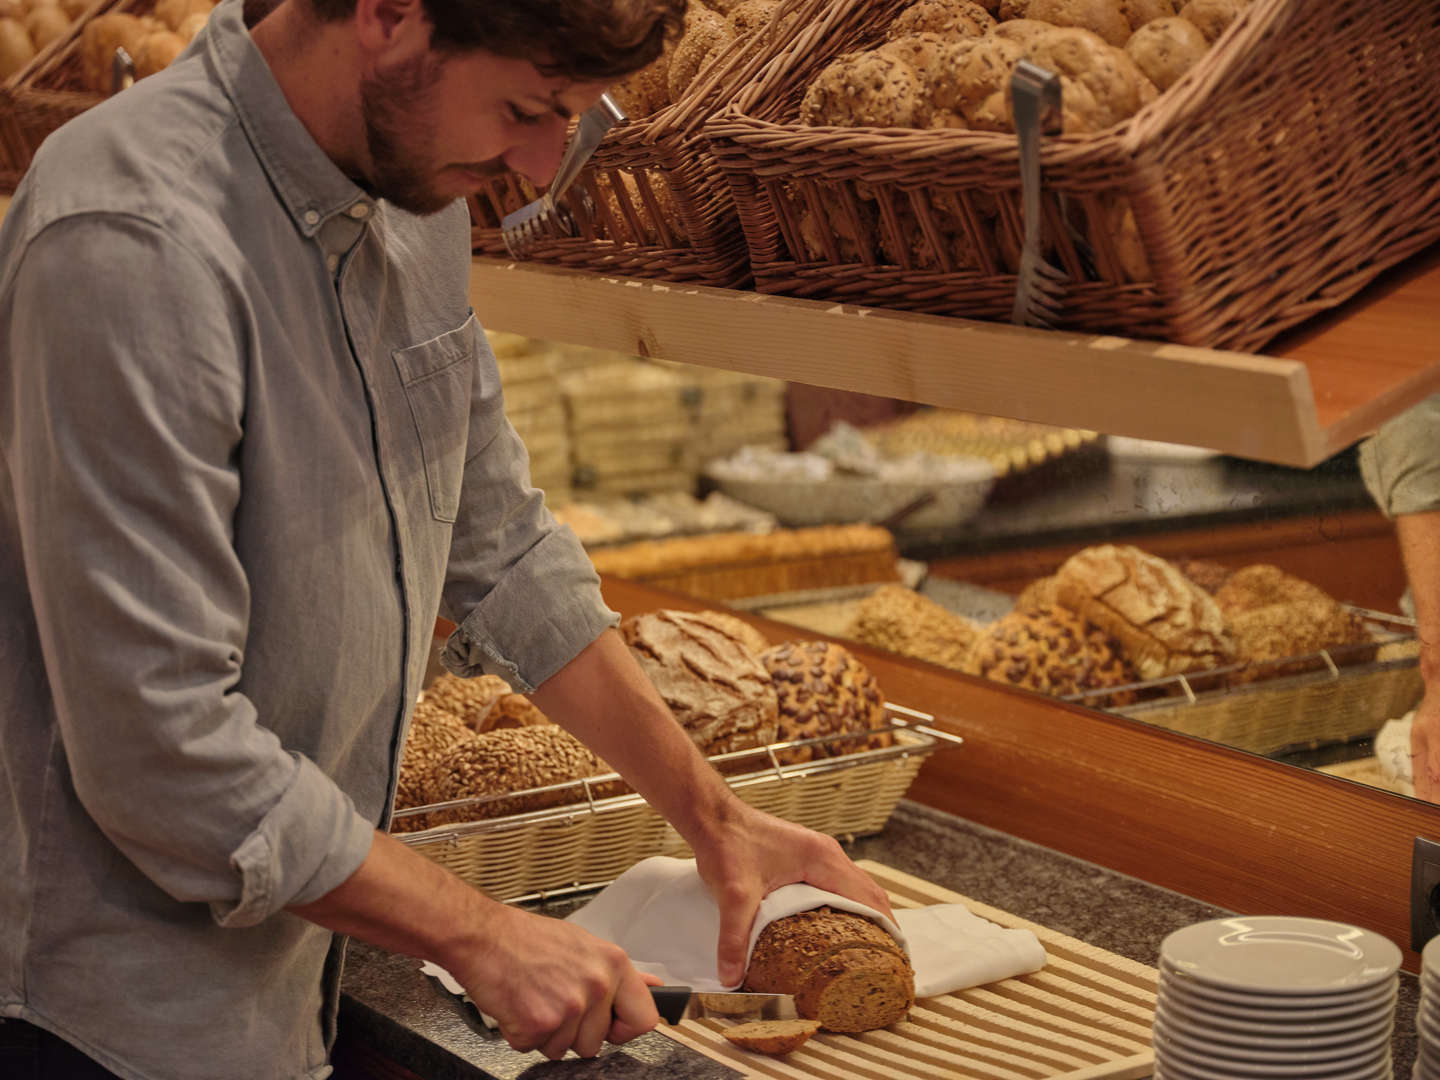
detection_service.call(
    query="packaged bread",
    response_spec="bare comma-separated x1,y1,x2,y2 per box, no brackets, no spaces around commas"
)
760,640,888,761
621,609,779,756
722,1019,821,1054
743,907,914,1032
968,604,1138,702
1051,544,1233,679
425,725,614,826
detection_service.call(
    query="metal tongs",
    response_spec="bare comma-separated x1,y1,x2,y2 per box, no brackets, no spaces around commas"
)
112,47,136,93
501,92,627,258
1009,60,1066,329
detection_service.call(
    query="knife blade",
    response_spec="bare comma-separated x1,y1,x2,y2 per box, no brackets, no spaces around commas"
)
649,986,798,1025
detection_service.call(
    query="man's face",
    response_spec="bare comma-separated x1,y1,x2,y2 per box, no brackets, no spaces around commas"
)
358,46,610,216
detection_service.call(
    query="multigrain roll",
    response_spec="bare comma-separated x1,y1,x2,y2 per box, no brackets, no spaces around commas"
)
425,726,612,826
621,609,779,756
968,605,1138,702
423,673,523,732
392,699,475,831
847,583,982,671
744,907,914,1032
1226,601,1369,679
887,0,995,39
761,640,888,761
799,50,926,128
1213,563,1339,617
1052,544,1233,679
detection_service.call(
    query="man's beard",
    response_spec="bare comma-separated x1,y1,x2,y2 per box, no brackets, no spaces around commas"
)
359,53,505,216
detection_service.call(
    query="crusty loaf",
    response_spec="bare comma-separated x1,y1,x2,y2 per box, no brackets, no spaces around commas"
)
423,672,552,733
425,726,613,826
847,584,981,672
761,640,889,761
1052,544,1233,679
744,907,913,1032
967,605,1138,703
721,1019,821,1055
622,609,779,756
1213,563,1340,617
687,609,773,657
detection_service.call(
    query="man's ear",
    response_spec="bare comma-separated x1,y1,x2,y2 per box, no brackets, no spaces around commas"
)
351,0,431,58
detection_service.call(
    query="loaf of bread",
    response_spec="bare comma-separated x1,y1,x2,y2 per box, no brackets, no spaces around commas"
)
721,1019,821,1055
1213,565,1369,678
968,605,1138,702
686,609,773,657
761,640,888,761
1052,544,1233,679
1213,563,1339,617
621,609,779,756
1171,557,1234,594
392,700,476,831
847,583,982,671
425,726,613,826
743,907,914,1032
422,672,551,733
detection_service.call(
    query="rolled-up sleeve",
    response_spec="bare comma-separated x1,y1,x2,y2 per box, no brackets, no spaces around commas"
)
5,214,373,924
1360,393,1440,517
438,338,616,693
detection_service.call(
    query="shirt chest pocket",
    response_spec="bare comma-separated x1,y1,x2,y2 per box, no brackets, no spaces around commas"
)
392,313,478,523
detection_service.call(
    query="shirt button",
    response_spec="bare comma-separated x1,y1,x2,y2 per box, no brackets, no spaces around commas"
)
326,254,339,273
303,209,320,226
348,203,370,219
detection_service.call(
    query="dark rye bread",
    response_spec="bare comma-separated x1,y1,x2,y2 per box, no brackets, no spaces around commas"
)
1052,544,1234,680
621,609,779,756
743,907,914,1032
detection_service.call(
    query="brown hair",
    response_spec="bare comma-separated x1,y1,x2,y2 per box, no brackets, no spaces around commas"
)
308,0,686,81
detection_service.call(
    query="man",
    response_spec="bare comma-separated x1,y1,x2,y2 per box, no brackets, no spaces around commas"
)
0,0,893,1075
1361,394,1440,802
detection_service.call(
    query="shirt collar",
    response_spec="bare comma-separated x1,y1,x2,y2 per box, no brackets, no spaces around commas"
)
205,0,375,237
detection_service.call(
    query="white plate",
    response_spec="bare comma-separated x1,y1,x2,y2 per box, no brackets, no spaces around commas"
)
1156,1056,1390,1080
1155,999,1395,1046
1154,1029,1390,1079
1159,968,1397,1016
1153,1012,1393,1065
1160,918,1402,995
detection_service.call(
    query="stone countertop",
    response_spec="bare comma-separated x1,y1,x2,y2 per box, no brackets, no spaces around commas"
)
336,800,1419,1078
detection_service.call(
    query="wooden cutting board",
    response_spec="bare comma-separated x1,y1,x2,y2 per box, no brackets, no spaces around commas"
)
656,860,1156,1080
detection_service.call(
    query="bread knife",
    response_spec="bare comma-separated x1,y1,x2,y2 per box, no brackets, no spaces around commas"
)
650,986,798,1024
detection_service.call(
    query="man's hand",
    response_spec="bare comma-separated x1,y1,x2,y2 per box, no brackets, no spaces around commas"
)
692,804,894,986
1413,689,1440,802
448,905,661,1059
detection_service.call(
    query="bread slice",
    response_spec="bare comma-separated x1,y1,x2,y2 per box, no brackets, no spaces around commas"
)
721,1019,822,1055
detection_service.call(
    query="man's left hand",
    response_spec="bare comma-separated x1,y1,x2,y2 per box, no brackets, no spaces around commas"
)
691,804,894,986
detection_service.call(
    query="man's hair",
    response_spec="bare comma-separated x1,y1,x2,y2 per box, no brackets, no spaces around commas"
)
313,0,686,81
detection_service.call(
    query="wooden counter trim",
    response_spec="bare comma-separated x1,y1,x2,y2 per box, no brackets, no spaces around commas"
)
598,576,1440,973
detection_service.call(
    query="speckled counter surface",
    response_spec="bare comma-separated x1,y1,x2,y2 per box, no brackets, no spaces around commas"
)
336,800,1418,1078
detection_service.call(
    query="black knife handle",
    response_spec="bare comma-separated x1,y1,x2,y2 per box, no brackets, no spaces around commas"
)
649,985,692,1025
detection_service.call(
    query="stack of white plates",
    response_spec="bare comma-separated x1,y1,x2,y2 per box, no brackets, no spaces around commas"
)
1415,935,1440,1078
1154,916,1401,1080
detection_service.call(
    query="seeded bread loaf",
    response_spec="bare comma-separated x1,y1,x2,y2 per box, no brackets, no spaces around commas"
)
392,699,476,830
425,726,613,826
761,640,888,761
743,907,914,1032
968,605,1138,702
847,584,981,671
423,672,551,733
622,609,779,756
1052,544,1233,679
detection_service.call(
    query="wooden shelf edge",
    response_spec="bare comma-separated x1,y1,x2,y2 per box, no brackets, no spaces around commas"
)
470,258,1332,466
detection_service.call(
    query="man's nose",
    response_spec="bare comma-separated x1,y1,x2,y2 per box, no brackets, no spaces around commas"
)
505,118,571,189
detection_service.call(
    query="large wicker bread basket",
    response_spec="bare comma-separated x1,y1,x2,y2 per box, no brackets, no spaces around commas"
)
703,0,1440,351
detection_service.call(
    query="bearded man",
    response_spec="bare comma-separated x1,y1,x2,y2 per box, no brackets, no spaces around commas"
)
0,0,892,1075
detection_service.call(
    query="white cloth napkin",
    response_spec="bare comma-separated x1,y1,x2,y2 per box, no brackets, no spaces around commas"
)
565,856,1046,997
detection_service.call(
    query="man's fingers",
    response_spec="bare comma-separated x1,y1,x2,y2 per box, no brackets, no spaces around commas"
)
573,995,616,1059
715,888,762,987
608,967,661,1045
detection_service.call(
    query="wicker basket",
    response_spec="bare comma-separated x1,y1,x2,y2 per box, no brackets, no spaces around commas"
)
703,0,1440,351
394,708,947,902
465,1,828,288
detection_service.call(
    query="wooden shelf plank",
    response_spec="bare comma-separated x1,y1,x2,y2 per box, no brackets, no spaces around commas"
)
469,247,1440,468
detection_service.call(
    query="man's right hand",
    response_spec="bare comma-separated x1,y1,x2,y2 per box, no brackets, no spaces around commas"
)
447,904,661,1060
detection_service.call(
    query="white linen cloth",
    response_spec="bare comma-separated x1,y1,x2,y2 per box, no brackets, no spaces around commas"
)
421,855,1047,1023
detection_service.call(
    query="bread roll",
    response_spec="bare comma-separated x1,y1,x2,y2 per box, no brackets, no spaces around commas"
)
666,2,731,102
800,50,925,128
0,17,35,80
847,583,981,671
422,672,549,733
134,28,184,78
744,907,914,1032
761,640,888,761
721,1019,820,1054
426,725,612,826
1052,544,1233,679
622,609,779,756
24,5,70,51
392,699,475,830
1213,563,1336,617
968,604,1138,702
153,0,209,32
888,0,995,39
1027,0,1130,45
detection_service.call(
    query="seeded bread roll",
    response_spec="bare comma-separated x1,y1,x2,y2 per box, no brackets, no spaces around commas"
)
1213,563,1337,617
989,17,1056,47
968,605,1138,701
726,0,779,35
1027,0,1130,45
393,700,476,831
1171,557,1234,595
622,609,779,756
761,640,888,761
744,907,914,1032
667,3,732,102
1010,26,1154,132
847,584,981,671
800,50,926,128
423,672,512,729
721,1019,821,1054
1124,15,1208,90
888,0,995,39
426,726,612,826
1177,0,1242,43
1052,544,1233,679
1120,0,1176,28
932,35,1024,131
1227,600,1369,681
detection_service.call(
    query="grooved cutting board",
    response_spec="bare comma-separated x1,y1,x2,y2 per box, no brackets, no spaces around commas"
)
656,860,1156,1079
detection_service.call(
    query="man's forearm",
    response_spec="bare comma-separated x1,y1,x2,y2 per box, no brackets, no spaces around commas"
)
528,628,745,850
1397,511,1440,684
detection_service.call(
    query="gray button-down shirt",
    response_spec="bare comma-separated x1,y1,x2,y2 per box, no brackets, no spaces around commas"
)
1360,393,1440,519
0,2,614,1076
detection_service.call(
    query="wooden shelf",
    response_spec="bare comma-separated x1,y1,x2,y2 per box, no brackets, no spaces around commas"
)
469,244,1440,468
